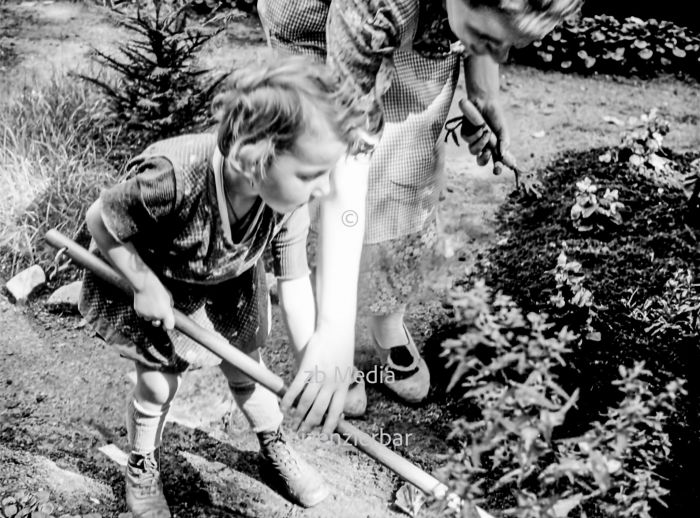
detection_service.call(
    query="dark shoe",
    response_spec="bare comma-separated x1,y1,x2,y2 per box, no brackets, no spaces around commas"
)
258,428,329,508
371,324,430,403
125,451,171,518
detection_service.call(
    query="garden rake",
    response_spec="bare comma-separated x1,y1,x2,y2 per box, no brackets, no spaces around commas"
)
444,98,543,198
45,229,495,518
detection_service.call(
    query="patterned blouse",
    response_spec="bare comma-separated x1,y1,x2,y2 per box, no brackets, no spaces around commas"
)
79,133,310,370
98,133,310,283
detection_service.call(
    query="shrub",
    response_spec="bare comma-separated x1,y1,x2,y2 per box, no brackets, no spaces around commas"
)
430,281,683,518
81,0,226,149
476,116,699,516
510,15,700,80
0,74,122,278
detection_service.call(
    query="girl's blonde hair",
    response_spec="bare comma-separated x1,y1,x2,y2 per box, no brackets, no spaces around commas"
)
212,53,359,179
469,0,582,39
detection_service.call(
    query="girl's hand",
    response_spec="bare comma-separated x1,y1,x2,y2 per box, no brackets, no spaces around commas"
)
133,277,175,330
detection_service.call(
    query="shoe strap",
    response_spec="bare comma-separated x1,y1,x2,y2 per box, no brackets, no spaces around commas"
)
372,323,422,372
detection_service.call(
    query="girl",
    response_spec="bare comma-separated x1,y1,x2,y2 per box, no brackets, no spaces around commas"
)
79,54,356,515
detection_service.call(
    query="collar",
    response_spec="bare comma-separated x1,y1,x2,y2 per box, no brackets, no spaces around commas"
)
211,147,233,242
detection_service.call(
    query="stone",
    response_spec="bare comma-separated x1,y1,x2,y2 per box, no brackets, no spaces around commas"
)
3,503,18,517
44,281,82,313
4,265,45,303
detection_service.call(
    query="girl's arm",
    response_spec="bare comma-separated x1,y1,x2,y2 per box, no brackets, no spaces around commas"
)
86,199,175,329
277,275,315,364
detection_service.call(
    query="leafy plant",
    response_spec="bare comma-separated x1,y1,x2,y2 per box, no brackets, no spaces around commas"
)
81,0,226,147
570,177,624,232
434,281,684,518
437,281,580,516
544,363,685,518
510,15,700,80
548,250,599,341
598,109,684,192
630,268,700,341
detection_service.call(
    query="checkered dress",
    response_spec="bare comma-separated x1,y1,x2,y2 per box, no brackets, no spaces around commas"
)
79,134,310,372
259,0,463,313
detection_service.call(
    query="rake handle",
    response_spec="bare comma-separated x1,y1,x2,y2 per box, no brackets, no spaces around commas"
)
44,229,494,517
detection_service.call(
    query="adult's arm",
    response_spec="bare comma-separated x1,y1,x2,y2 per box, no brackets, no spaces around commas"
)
281,154,370,435
281,0,416,435
462,53,510,175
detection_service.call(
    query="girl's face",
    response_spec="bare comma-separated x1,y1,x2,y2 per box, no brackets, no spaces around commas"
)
445,0,533,63
256,128,346,214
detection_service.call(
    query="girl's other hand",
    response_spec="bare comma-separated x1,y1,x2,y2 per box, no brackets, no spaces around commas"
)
133,277,175,330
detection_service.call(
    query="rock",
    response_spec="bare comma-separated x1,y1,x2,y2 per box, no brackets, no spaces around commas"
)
117,513,132,518
29,512,49,518
4,265,45,303
3,503,18,517
44,281,82,313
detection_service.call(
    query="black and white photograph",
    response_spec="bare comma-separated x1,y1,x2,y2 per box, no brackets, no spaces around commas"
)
1,0,698,517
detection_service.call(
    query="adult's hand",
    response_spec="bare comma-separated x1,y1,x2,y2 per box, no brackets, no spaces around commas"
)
281,326,354,435
462,54,512,176
459,96,511,176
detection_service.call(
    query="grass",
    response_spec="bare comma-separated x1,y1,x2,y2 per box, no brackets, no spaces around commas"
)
0,72,125,279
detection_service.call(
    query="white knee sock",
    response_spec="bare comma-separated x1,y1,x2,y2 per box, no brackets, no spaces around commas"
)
126,393,170,456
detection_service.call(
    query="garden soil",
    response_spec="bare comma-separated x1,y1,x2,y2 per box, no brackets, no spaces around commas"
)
1,1,699,517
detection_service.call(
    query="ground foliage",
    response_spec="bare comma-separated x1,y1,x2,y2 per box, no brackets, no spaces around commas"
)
0,77,122,279
422,113,700,518
510,15,700,80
